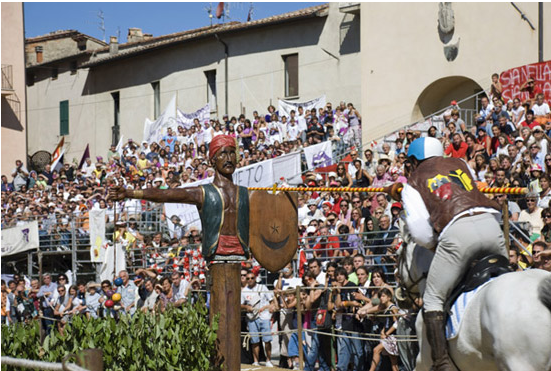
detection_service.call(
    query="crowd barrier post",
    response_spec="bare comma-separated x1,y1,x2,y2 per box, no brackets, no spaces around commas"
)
296,285,304,370
38,251,43,280
71,222,78,282
27,252,33,278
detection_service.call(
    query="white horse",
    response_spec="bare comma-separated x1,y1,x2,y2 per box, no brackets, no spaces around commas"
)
396,223,551,371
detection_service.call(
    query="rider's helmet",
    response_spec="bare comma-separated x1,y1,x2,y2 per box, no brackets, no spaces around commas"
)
407,137,443,162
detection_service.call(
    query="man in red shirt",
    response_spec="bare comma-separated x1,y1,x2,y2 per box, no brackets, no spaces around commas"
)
444,133,468,159
519,110,539,130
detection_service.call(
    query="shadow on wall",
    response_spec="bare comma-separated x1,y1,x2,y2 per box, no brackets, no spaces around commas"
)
80,18,326,96
411,75,483,122
340,13,360,55
1,97,23,131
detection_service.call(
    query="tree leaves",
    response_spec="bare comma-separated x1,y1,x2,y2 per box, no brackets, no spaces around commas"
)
1,299,219,370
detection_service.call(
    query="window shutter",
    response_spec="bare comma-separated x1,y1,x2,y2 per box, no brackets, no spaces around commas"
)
60,100,69,135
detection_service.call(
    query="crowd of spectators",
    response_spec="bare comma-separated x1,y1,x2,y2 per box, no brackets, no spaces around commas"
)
1,269,204,334
0,100,362,272
4,83,551,369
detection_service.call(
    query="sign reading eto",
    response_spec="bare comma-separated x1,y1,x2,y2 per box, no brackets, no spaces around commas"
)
249,191,298,272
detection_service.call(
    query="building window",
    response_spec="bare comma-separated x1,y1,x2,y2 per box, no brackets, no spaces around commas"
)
35,46,43,64
59,100,69,135
52,67,58,80
205,70,217,113
112,92,120,145
26,72,35,86
77,40,87,51
283,53,298,97
70,61,77,75
151,81,160,118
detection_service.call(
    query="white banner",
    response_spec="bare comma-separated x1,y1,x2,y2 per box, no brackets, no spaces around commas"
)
1,221,39,257
303,141,333,170
89,209,106,263
278,95,326,119
233,160,274,188
272,151,302,184
99,243,126,282
143,94,177,144
177,104,210,129
164,177,213,234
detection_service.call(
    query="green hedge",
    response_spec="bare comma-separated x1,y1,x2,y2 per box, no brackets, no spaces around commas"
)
2,302,219,371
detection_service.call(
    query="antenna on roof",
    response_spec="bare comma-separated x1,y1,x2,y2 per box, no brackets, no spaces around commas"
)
205,3,214,26
97,10,106,42
224,3,230,21
86,10,106,42
247,2,254,22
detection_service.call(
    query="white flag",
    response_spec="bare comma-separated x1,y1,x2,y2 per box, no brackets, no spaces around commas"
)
89,209,106,263
143,94,177,144
278,95,326,119
303,141,333,170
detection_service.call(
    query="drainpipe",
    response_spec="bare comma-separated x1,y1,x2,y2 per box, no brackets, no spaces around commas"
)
214,34,229,116
539,2,543,62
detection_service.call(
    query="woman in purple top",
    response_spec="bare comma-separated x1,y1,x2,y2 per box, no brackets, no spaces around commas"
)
241,119,253,151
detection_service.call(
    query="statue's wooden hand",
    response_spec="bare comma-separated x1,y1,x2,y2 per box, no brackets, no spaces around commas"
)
108,186,127,201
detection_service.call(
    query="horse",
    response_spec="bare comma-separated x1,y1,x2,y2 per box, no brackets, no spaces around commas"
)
395,222,551,371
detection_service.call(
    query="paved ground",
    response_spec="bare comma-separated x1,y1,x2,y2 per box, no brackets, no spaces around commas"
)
241,363,288,370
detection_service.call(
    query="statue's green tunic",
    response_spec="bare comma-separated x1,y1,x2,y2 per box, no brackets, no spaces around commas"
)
199,183,250,262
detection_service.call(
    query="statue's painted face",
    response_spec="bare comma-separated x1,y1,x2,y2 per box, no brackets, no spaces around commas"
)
212,146,237,176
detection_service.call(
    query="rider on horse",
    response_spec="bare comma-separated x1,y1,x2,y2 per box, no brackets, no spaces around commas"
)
390,137,508,371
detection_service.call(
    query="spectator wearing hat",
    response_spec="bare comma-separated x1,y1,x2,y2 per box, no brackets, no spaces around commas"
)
389,167,407,184
371,165,392,188
305,199,324,224
519,193,545,238
529,125,549,157
390,202,403,229
326,171,337,186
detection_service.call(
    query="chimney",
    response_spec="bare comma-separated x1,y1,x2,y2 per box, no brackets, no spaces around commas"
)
109,36,118,55
35,46,43,63
127,28,144,43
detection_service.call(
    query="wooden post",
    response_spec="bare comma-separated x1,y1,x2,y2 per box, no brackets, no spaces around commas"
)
209,263,241,371
75,349,103,371
296,286,304,370
38,251,43,279
502,201,510,253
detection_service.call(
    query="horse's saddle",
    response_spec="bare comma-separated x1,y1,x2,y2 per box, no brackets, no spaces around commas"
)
444,254,511,314
443,254,511,339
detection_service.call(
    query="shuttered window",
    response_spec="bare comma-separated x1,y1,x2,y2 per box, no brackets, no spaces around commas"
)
283,54,299,97
59,100,69,135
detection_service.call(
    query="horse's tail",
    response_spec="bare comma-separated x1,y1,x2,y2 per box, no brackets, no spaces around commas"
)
538,275,551,312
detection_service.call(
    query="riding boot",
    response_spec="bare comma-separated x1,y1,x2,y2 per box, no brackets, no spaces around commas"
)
423,311,453,371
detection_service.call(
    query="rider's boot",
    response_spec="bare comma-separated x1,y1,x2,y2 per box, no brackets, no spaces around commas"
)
423,311,453,371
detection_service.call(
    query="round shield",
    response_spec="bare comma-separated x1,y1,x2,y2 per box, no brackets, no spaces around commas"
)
249,190,298,273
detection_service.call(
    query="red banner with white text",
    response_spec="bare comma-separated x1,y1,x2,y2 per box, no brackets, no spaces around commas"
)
500,60,551,103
